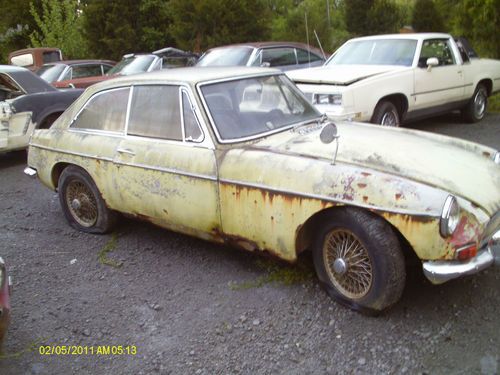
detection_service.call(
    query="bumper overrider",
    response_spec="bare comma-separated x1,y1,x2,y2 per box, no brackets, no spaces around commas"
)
423,211,500,284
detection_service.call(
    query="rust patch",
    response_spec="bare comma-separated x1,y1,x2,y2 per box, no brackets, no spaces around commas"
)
482,151,491,158
357,183,367,188
362,196,369,203
395,193,402,200
361,172,371,177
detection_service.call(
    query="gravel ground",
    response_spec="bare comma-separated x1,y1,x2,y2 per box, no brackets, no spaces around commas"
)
0,112,499,375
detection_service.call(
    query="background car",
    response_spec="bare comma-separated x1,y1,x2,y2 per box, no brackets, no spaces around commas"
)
26,67,500,314
0,65,83,153
8,47,63,71
287,33,500,126
196,42,327,71
0,256,11,349
37,60,116,89
52,47,199,89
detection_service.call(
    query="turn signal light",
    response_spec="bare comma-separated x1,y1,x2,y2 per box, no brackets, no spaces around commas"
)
455,244,477,261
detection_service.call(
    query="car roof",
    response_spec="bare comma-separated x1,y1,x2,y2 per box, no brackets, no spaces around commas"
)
0,65,56,93
350,33,451,42
89,67,280,91
206,41,324,55
0,64,31,73
41,59,115,66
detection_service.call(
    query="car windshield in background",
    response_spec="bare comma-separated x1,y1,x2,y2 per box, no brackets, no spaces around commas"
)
197,47,254,67
201,74,320,141
107,55,155,76
37,64,66,82
327,39,417,66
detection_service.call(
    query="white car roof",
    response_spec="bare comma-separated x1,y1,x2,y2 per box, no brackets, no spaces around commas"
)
350,33,452,42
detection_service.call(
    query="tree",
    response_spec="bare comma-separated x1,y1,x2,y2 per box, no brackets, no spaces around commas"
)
169,0,271,52
0,0,42,63
367,0,404,35
30,0,88,59
411,0,444,32
345,0,375,35
451,0,500,58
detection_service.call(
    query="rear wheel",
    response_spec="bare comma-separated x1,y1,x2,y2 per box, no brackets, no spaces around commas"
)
372,101,400,126
58,166,116,233
312,208,406,315
462,84,488,123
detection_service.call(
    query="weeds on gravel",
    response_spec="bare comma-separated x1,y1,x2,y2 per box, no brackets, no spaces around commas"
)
98,232,122,268
489,94,500,113
0,337,47,360
229,258,315,290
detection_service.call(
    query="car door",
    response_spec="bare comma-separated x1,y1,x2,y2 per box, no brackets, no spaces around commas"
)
412,38,465,111
111,84,220,235
256,47,298,71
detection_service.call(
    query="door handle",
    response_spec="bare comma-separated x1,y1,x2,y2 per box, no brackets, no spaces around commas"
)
117,148,136,156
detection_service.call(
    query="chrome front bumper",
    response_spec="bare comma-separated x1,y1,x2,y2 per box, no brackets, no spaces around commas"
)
423,228,499,285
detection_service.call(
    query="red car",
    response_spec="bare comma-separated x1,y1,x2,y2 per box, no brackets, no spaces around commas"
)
0,257,11,348
37,60,116,89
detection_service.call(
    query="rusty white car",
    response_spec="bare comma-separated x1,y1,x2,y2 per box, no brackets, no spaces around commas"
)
0,256,12,349
25,67,500,314
287,33,500,126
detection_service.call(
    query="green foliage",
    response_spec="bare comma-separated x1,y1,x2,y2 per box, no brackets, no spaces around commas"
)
345,0,375,35
368,0,403,35
29,0,88,59
168,0,271,52
489,94,500,113
411,0,445,32
450,0,500,59
0,0,42,63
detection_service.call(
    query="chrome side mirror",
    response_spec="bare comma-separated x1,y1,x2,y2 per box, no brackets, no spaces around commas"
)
320,122,340,165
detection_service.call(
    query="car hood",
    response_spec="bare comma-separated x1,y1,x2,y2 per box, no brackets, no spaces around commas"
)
287,65,406,85
252,122,500,215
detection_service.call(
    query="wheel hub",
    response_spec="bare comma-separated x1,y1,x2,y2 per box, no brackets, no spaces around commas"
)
333,258,347,275
71,198,81,210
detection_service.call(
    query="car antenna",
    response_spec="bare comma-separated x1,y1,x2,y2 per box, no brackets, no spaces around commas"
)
314,30,327,61
304,12,311,66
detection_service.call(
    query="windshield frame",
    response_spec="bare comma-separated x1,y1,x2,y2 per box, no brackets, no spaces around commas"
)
197,72,322,144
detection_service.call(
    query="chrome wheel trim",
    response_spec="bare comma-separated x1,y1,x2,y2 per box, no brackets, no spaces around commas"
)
473,89,486,119
380,110,399,126
66,180,98,227
323,229,373,299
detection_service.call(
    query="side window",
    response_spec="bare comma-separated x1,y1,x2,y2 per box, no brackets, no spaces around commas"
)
419,39,456,67
128,85,182,140
102,64,113,74
261,48,297,67
296,48,322,64
73,65,102,78
61,67,72,81
72,87,129,132
182,91,203,142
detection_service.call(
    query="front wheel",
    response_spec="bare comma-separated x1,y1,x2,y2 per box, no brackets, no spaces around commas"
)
58,166,117,233
371,101,400,126
462,84,488,123
313,208,406,315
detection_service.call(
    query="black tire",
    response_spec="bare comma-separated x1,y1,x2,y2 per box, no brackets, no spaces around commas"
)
58,166,117,233
372,100,400,126
462,84,488,123
312,208,406,315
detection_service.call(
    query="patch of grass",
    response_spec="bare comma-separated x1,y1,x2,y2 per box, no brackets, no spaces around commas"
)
0,337,47,360
229,258,315,290
489,93,500,113
98,232,122,268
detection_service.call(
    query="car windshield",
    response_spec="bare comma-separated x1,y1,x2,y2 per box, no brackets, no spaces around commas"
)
37,64,66,82
200,74,320,141
107,55,156,75
196,47,254,67
327,39,417,66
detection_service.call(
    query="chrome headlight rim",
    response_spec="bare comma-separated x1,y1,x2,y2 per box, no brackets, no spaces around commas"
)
440,195,460,237
313,93,342,106
493,151,500,164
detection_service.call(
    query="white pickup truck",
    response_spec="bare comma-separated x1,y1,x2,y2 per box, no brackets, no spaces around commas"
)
287,33,500,126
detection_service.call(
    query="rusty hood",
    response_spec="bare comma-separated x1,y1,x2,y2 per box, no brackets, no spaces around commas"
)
251,122,500,215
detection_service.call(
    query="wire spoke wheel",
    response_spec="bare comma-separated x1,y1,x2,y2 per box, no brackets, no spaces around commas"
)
323,229,373,299
473,89,486,119
65,180,98,228
380,110,398,126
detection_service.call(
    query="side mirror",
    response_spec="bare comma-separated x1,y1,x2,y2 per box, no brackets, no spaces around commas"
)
320,122,338,144
426,57,439,72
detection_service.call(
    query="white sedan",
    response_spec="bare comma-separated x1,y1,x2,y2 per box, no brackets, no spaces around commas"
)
287,33,500,126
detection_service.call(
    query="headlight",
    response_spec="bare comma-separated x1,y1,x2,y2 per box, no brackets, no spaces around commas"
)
313,93,342,106
0,102,13,121
493,151,500,164
440,195,460,237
